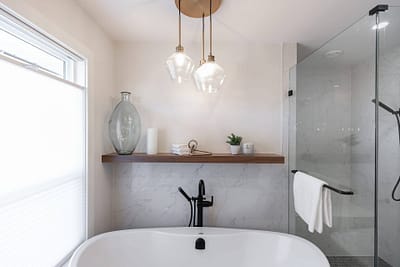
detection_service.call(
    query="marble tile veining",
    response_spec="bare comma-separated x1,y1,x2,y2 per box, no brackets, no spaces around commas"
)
112,163,288,232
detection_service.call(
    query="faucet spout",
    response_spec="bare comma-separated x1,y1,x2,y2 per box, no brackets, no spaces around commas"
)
177,179,213,227
195,179,213,227
198,179,205,197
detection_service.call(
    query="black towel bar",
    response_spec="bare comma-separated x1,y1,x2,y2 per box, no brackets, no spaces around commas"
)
291,170,354,195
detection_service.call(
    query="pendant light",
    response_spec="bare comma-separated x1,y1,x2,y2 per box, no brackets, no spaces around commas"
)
193,0,225,93
166,0,195,84
199,13,206,66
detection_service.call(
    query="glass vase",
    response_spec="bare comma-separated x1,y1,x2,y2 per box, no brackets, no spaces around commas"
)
109,91,141,155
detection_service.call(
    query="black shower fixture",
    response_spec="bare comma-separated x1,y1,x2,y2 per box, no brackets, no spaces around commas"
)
178,180,214,227
372,99,400,201
372,99,400,143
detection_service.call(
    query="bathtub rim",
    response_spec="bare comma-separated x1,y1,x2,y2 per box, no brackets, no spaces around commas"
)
68,227,329,267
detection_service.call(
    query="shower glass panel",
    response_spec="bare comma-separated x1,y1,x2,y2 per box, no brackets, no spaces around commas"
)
377,6,400,267
289,14,378,266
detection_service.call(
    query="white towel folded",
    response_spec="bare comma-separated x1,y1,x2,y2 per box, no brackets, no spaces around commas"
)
171,150,190,155
171,144,188,149
293,171,332,233
171,145,191,155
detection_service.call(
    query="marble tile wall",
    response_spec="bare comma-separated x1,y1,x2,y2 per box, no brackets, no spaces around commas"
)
349,45,400,266
348,59,376,258
292,40,400,266
292,65,373,256
289,14,380,260
376,45,400,266
112,163,288,232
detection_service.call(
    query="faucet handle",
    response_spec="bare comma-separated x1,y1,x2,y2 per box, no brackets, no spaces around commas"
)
202,195,214,207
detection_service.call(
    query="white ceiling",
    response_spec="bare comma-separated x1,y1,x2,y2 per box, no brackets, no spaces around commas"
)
76,0,400,59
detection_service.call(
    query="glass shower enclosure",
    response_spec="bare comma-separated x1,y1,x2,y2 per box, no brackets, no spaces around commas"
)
288,5,400,267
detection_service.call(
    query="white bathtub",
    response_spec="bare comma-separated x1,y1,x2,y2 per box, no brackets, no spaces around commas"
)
69,227,329,267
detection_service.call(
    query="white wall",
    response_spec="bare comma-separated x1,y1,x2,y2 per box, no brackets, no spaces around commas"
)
0,0,116,236
0,0,297,237
112,42,296,230
116,42,288,153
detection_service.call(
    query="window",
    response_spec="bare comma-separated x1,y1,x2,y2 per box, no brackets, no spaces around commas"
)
0,7,87,267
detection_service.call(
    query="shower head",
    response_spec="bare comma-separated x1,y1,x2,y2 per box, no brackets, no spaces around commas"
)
372,99,398,114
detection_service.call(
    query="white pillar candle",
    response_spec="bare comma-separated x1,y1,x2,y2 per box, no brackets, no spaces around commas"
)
146,128,158,155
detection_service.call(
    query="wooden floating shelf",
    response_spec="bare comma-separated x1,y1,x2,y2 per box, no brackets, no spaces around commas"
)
102,153,285,164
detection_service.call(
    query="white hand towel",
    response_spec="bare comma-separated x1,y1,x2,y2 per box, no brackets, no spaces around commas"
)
171,148,191,155
293,171,332,233
171,144,188,149
171,148,190,152
323,188,332,228
171,144,191,155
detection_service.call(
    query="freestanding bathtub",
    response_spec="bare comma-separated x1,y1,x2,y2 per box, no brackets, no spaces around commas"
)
69,227,329,267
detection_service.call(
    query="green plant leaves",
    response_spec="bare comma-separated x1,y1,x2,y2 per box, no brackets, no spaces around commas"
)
226,133,242,145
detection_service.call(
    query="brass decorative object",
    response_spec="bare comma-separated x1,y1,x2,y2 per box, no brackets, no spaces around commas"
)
188,139,212,156
174,0,222,18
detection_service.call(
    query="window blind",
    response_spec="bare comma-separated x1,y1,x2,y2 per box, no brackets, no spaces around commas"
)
0,57,86,266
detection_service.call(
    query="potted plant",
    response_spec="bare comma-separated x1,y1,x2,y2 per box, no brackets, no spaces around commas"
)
226,133,242,155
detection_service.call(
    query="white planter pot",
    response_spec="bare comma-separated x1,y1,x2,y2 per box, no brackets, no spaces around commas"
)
230,145,241,155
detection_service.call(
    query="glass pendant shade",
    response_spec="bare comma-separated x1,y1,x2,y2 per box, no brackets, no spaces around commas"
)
193,60,225,93
166,50,195,84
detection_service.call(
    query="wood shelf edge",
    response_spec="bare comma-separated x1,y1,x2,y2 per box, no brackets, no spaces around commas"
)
102,153,285,164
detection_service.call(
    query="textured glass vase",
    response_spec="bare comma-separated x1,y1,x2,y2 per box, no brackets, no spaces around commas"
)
109,92,141,155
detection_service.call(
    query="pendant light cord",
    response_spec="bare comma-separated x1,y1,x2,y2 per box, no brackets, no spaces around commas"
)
178,0,182,48
209,0,213,56
201,13,205,63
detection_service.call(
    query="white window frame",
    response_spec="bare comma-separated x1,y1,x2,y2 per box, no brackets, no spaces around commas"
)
0,5,88,267
0,6,86,87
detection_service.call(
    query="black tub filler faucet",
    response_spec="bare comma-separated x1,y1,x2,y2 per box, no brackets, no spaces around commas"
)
178,179,214,227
